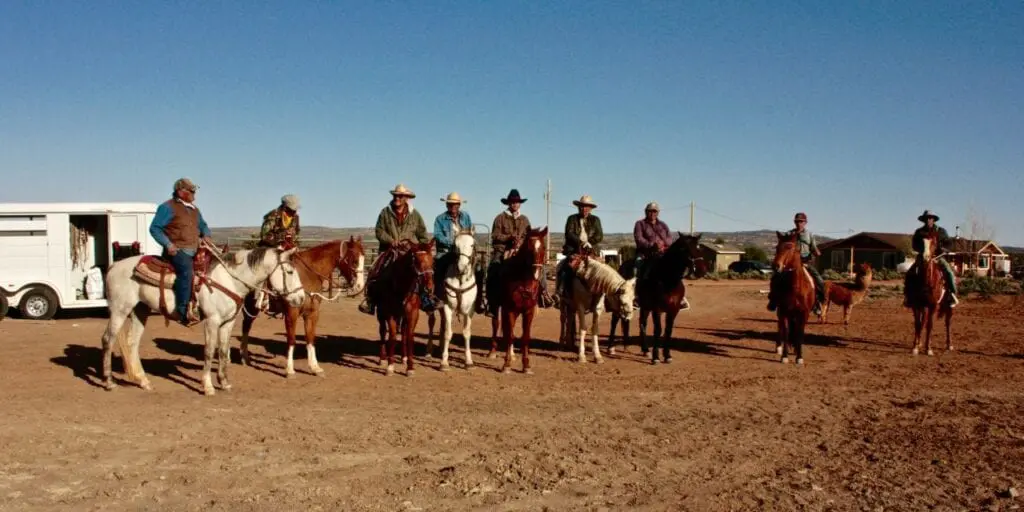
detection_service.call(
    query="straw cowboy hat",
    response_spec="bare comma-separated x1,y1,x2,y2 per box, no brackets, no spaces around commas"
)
918,210,939,222
173,177,198,192
572,195,597,208
441,192,465,205
281,194,300,210
645,201,660,212
389,183,416,198
501,189,527,205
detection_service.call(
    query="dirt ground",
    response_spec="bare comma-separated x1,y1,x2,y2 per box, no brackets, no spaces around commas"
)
1,280,1023,511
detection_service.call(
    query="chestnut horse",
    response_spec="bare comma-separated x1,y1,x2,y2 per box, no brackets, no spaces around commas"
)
607,233,707,364
486,227,548,374
370,240,436,376
903,231,953,355
771,230,815,364
239,237,366,377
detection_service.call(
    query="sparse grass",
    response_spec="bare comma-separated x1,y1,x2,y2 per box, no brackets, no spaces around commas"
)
703,271,771,281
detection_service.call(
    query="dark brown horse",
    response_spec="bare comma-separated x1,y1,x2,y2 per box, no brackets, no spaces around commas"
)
771,230,815,364
370,240,435,376
607,233,707,364
486,227,548,374
903,231,953,355
239,238,365,377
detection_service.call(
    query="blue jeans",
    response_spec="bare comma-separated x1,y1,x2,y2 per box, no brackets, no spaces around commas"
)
170,249,195,318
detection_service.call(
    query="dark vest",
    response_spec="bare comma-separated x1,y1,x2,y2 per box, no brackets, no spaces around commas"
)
164,200,201,250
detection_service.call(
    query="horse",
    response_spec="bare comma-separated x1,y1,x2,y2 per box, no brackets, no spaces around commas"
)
425,228,479,371
100,245,306,395
558,254,636,363
819,261,873,325
771,230,815,364
903,232,954,355
369,240,436,376
608,234,707,364
486,227,548,374
239,237,366,377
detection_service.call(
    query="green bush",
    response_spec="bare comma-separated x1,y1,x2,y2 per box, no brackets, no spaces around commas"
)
958,277,1020,298
702,271,770,281
872,268,902,281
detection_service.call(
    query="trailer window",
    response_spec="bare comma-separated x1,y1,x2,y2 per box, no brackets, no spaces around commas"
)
0,215,47,236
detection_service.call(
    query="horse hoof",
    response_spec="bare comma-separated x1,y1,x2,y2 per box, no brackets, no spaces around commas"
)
664,357,672,364
781,357,789,364
650,359,659,365
595,358,605,365
204,388,216,397
948,346,955,352
927,350,934,356
220,383,233,391
524,368,534,375
641,350,649,357
911,348,919,356
502,366,512,374
385,365,395,376
285,372,296,379
439,364,450,372
775,346,783,356
407,370,415,378
796,358,804,366
314,369,326,377
140,380,154,391
424,354,434,361
103,381,117,391
488,352,497,359
465,363,475,371
609,348,616,355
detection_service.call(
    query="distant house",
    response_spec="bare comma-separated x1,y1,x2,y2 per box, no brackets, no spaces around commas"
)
699,243,745,273
946,238,1010,277
817,232,912,273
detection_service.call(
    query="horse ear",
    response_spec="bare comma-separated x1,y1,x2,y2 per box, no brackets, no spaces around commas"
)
776,230,785,239
694,232,702,240
349,235,355,242
281,247,299,259
539,226,548,236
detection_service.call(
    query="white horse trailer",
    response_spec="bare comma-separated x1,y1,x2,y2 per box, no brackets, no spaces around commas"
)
0,203,162,320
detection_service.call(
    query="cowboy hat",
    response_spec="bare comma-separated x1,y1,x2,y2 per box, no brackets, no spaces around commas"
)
794,212,807,221
389,183,416,198
572,195,597,208
173,177,198,192
645,201,660,212
500,189,526,204
440,192,464,204
917,210,939,222
281,194,300,210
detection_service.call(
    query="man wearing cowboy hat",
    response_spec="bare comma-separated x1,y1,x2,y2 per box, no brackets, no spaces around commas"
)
767,212,825,315
258,194,301,249
148,177,214,326
555,195,604,298
904,210,958,307
633,201,673,283
482,189,534,315
433,192,477,309
358,184,430,315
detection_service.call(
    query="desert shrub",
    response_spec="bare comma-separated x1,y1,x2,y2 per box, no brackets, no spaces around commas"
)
871,268,902,281
959,277,1020,298
702,271,770,281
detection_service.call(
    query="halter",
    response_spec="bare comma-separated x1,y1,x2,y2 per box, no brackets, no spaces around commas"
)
289,240,364,301
442,235,479,311
201,240,301,318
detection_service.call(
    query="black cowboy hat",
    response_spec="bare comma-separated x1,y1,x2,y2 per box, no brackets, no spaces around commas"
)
917,210,939,222
501,189,527,204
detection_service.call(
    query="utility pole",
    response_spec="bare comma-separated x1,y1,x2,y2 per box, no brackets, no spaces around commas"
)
690,201,695,235
545,179,552,262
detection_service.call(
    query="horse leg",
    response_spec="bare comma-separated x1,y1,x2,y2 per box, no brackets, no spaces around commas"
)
488,312,500,359
650,312,663,364
305,308,324,376
426,311,436,360
216,321,233,390
794,315,806,365
924,307,935,356
911,308,923,355
385,317,398,376
404,309,418,376
502,310,516,374
521,308,535,374
284,307,299,378
592,311,604,364
462,309,474,370
100,307,131,390
639,308,650,356
608,315,619,355
776,314,786,356
662,309,678,364
202,320,218,396
619,318,631,355
819,299,829,324
945,309,954,352
239,291,257,366
440,307,453,371
576,306,587,363
842,305,851,326
779,314,790,363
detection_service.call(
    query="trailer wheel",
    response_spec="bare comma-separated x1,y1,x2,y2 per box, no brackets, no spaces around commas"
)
20,287,58,320
0,295,8,321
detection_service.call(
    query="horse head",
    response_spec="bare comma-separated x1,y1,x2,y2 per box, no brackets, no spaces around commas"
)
668,232,708,278
772,231,802,273
339,235,366,292
411,239,436,296
258,247,306,307
524,227,548,280
451,227,477,276
855,261,873,279
606,274,638,321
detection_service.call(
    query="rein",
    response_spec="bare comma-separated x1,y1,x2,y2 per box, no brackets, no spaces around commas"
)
442,245,478,312
289,241,364,302
201,240,298,313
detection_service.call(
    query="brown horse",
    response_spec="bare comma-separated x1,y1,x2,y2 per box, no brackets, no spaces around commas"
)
486,227,548,374
239,237,365,377
370,240,436,376
903,231,953,355
771,230,815,364
607,233,707,364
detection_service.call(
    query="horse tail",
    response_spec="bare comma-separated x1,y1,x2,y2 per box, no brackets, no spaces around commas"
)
115,309,145,382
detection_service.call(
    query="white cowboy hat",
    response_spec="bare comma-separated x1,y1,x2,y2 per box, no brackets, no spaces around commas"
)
281,194,300,210
572,195,597,208
645,201,660,212
440,192,465,204
389,183,416,198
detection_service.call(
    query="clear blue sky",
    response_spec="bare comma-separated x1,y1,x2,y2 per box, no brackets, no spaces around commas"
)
2,2,1022,243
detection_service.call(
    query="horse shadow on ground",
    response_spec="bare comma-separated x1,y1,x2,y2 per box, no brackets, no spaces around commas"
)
51,342,205,394
698,327,846,351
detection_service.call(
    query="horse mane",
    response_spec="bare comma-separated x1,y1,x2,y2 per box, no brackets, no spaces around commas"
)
577,257,627,293
243,247,273,271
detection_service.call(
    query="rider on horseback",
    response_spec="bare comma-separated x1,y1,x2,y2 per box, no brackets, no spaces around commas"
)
767,212,825,316
433,192,479,309
482,189,550,315
633,201,672,282
555,195,604,299
147,177,214,326
904,210,958,308
358,184,432,315
253,194,301,312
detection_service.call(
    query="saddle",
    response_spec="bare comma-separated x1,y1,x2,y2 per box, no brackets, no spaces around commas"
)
132,247,218,323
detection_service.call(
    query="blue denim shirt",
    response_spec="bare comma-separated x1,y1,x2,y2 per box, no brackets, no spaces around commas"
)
433,211,473,255
149,199,213,254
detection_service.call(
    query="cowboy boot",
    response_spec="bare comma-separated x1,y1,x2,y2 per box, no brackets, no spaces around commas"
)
358,296,375,315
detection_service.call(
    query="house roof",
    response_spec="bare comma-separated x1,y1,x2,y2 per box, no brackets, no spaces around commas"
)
700,243,744,254
818,232,912,251
949,238,1005,255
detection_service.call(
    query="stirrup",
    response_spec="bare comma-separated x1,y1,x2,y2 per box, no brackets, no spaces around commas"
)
948,293,959,307
680,297,691,310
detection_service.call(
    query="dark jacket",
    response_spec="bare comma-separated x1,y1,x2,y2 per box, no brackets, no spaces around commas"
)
490,211,531,256
912,225,951,254
563,213,603,255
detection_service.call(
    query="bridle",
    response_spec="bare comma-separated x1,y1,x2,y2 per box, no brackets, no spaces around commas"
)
289,240,365,301
200,240,301,317
442,235,479,311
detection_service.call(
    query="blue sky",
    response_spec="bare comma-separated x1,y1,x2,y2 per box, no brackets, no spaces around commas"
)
2,2,1022,243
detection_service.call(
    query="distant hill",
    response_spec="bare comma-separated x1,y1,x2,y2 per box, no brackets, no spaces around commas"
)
212,226,831,253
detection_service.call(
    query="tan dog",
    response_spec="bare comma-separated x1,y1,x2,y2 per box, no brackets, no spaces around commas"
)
820,262,874,325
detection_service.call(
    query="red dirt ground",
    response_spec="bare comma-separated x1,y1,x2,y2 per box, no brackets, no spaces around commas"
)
1,281,1023,511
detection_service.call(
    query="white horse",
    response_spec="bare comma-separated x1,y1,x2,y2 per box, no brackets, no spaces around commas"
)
426,229,478,371
101,245,306,396
560,256,637,363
